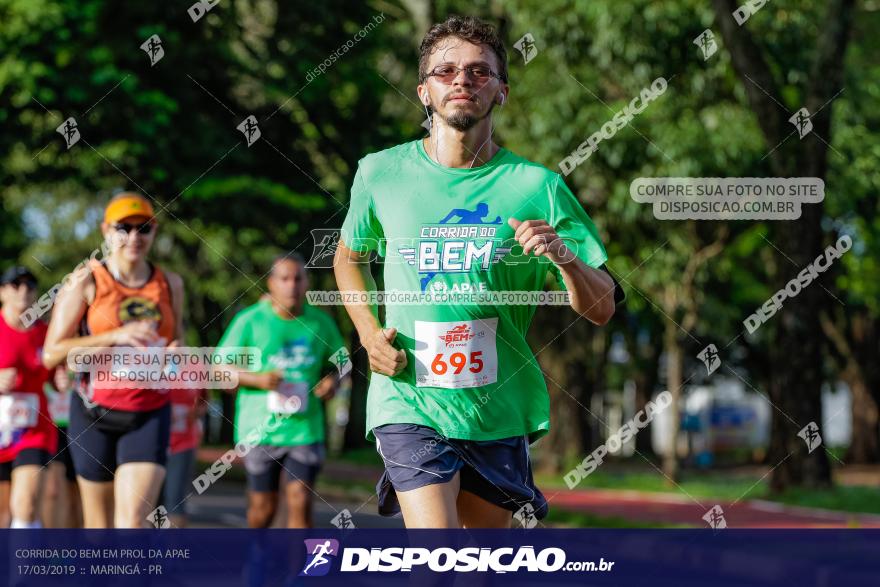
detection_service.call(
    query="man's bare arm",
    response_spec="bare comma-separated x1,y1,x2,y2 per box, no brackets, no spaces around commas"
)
333,240,407,376
555,258,616,325
509,217,615,326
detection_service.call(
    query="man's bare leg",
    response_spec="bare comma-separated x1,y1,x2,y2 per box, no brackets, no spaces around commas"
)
76,477,114,528
394,472,460,528
9,465,45,525
0,481,10,527
114,462,165,528
285,479,313,528
456,490,512,529
40,463,66,527
67,480,83,527
247,491,278,528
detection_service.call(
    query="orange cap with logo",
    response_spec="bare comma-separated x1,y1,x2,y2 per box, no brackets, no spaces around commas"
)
104,193,156,224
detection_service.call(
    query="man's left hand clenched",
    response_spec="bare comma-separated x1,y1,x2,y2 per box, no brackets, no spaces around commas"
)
508,217,576,265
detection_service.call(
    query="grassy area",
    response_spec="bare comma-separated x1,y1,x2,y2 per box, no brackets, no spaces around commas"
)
535,467,880,516
535,469,760,501
315,476,376,498
332,446,383,467
771,486,880,516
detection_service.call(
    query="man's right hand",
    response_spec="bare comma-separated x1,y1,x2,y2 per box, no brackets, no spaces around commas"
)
112,321,160,347
0,368,16,393
256,370,284,391
365,327,407,376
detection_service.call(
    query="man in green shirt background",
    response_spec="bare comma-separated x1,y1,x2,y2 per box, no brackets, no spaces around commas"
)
334,16,622,529
217,253,347,528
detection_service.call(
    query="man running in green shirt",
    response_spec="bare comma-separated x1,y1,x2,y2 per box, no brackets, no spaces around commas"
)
334,15,622,528
217,254,346,528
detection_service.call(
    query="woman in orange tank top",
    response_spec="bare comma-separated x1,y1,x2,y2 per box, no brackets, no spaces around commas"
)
43,192,185,528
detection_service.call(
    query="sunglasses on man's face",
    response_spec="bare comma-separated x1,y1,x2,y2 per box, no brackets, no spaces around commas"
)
112,222,155,235
426,64,502,84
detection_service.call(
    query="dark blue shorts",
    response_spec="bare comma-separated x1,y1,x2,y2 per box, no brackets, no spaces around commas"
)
68,392,170,482
372,423,548,520
0,448,51,482
52,426,76,482
243,444,325,493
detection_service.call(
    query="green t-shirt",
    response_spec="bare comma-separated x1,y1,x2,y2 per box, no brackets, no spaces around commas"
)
216,301,345,446
341,139,608,443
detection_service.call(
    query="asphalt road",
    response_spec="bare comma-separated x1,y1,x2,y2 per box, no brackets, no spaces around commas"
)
183,478,403,529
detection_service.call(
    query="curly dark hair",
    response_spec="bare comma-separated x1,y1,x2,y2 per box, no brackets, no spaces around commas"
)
418,15,508,84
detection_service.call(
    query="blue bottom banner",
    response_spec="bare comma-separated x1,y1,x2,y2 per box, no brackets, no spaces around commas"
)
2,529,878,586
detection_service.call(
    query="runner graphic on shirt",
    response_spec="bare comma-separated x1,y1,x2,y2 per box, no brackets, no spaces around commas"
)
438,202,502,225
397,202,509,291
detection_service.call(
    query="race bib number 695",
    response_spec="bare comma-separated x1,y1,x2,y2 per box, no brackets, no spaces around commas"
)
414,318,498,389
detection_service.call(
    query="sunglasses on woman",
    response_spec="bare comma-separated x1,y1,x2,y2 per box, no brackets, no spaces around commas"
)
112,221,155,235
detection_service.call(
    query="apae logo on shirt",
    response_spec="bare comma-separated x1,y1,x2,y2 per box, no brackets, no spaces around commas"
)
268,337,316,372
397,202,510,291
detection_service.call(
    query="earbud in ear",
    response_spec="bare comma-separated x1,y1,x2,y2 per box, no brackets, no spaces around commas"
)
499,93,506,106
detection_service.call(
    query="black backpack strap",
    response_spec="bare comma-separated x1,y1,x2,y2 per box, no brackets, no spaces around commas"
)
599,264,626,306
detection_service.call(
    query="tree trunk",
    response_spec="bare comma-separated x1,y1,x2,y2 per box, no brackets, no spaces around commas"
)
822,310,880,463
541,356,588,474
627,323,662,456
584,326,608,451
767,239,832,490
845,368,879,463
848,312,880,463
713,0,855,491
662,319,683,482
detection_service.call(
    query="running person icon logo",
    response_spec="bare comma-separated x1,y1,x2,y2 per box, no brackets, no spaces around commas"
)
237,115,261,146
56,117,80,149
513,502,538,529
513,33,538,64
147,505,171,528
140,34,164,66
438,324,476,346
798,421,822,453
330,509,356,529
693,29,718,60
789,108,813,138
299,539,340,576
703,505,727,530
697,344,721,375
307,229,342,268
330,347,351,376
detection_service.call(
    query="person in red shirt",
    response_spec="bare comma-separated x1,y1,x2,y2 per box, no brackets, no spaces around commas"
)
0,266,58,528
162,386,207,528
40,368,83,528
